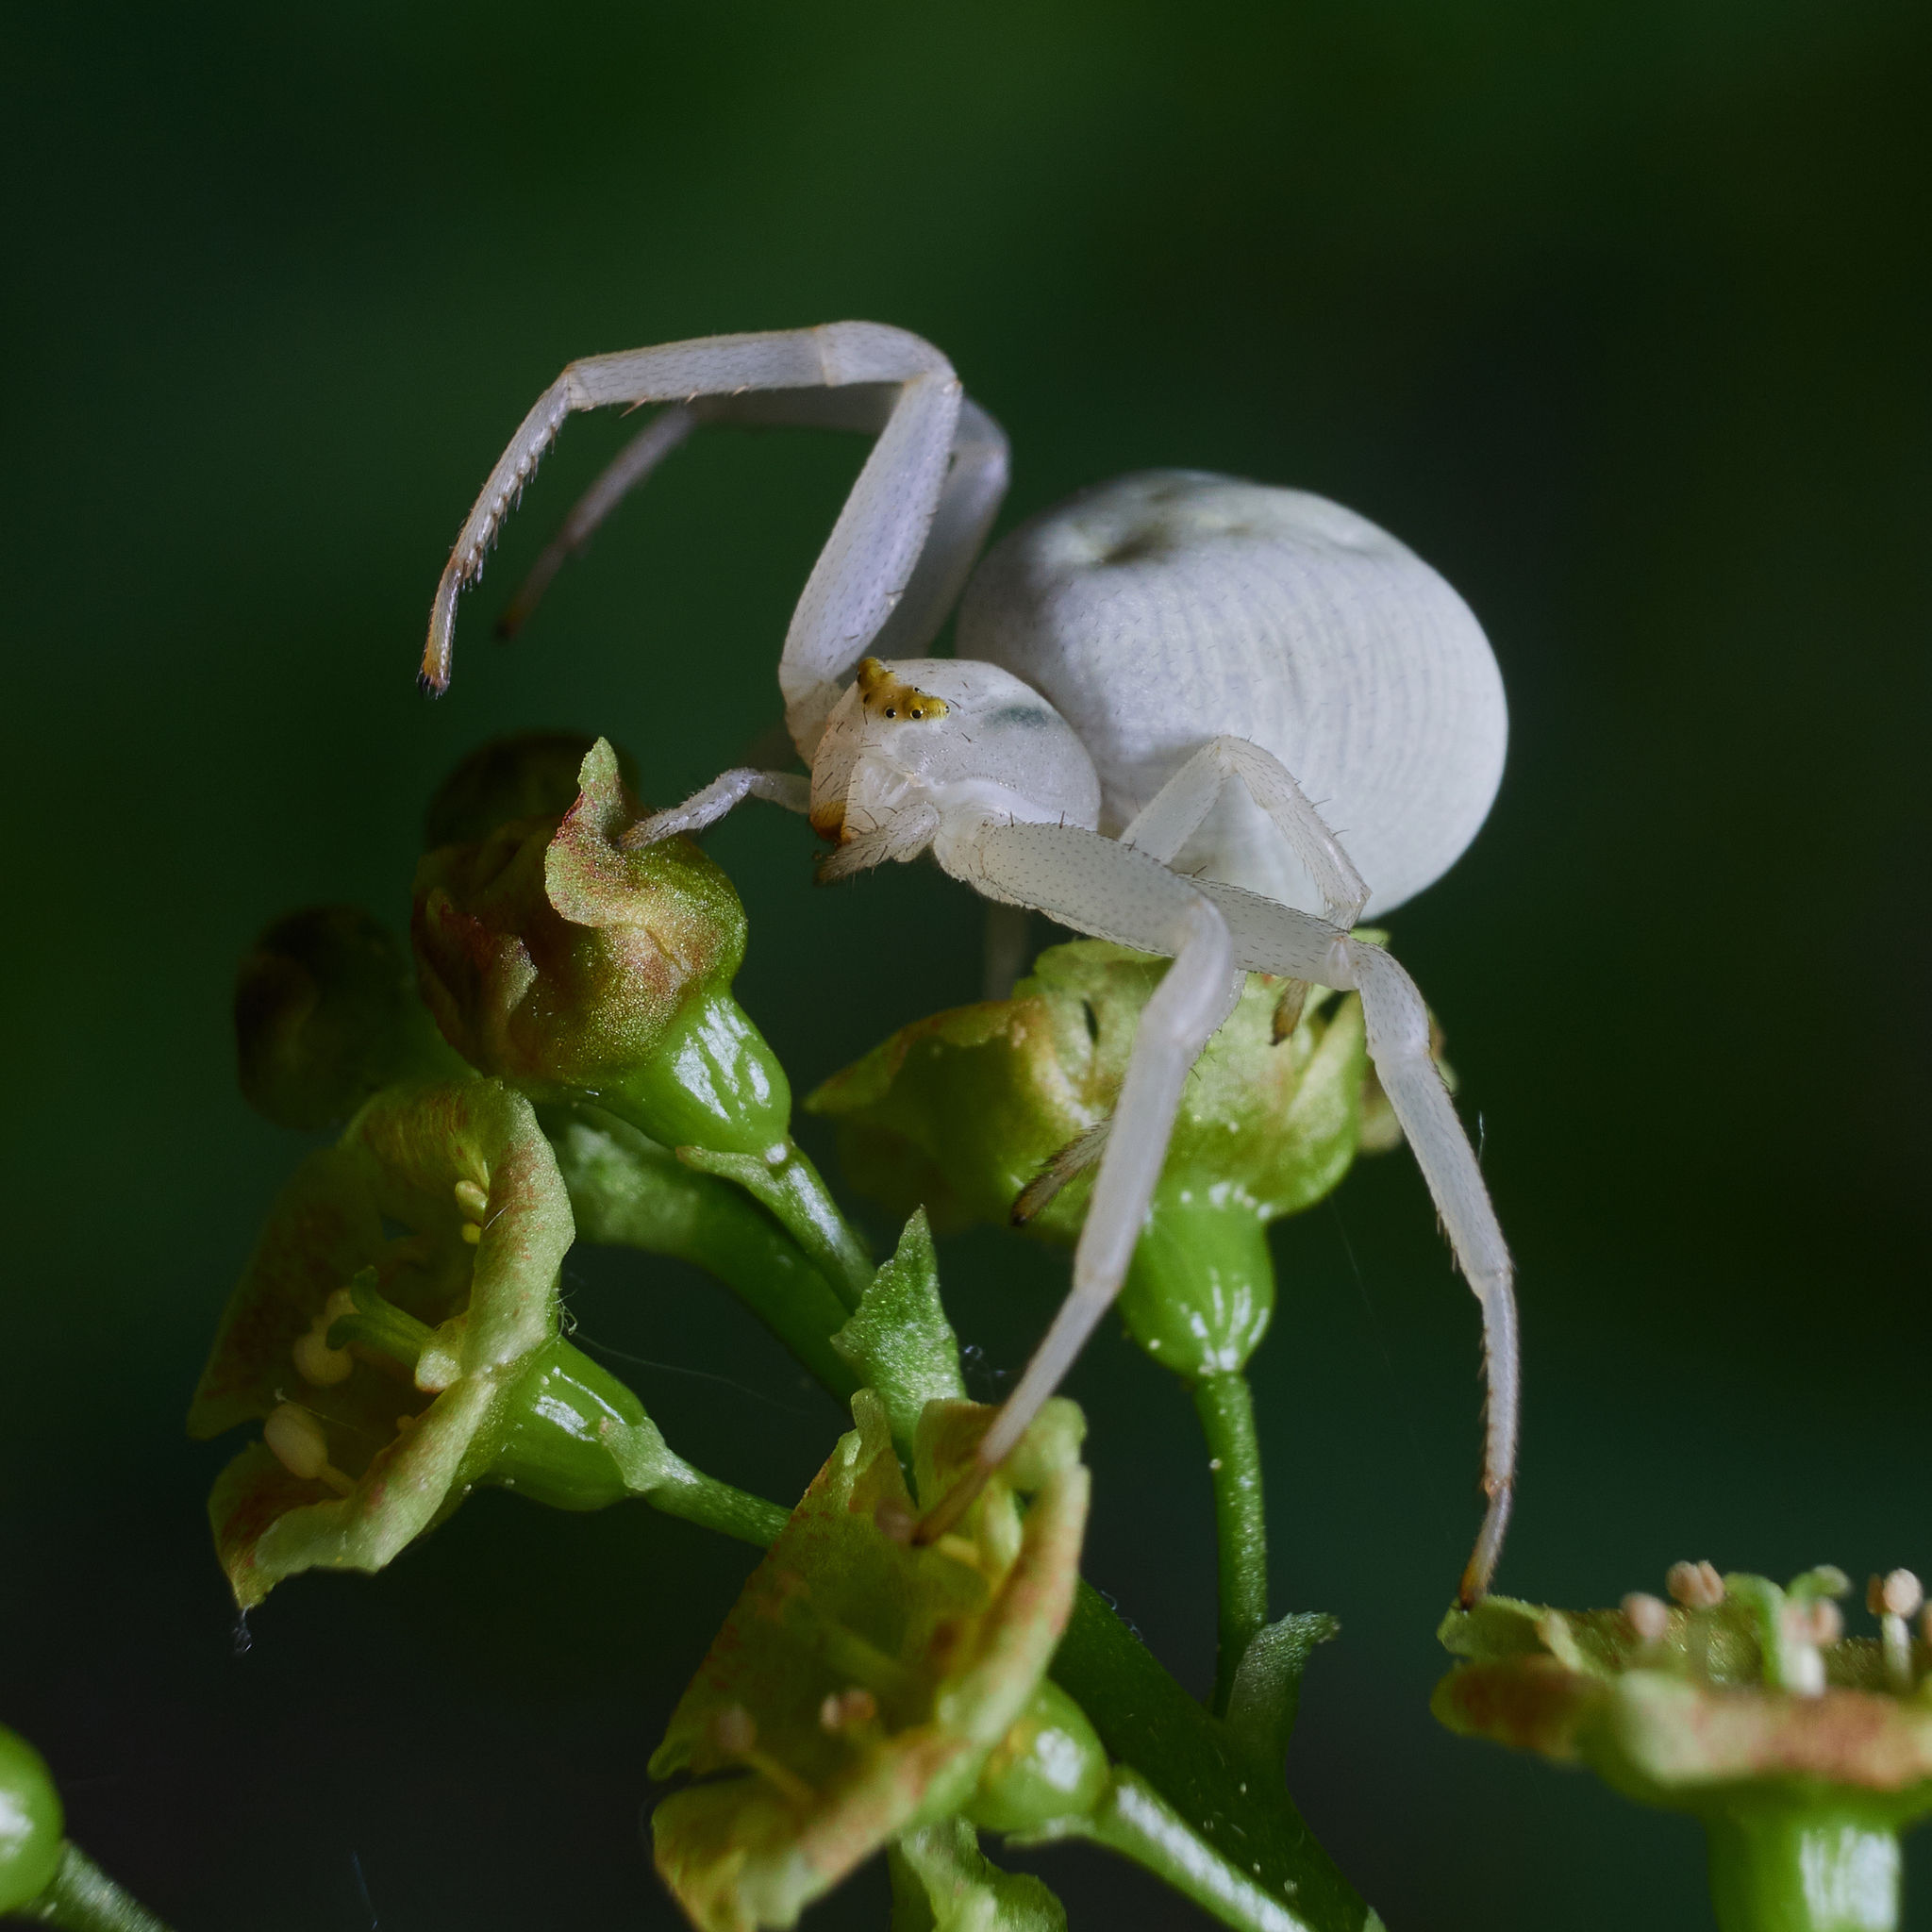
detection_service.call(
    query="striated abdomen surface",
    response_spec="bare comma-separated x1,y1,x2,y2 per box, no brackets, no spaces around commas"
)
958,471,1507,919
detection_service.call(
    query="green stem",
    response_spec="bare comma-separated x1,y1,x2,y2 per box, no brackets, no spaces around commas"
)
1051,1583,1373,1932
1194,1371,1269,1716
678,1139,874,1311
646,1461,792,1549
486,1338,793,1545
1704,1807,1901,1932
14,1844,175,1932
1071,1767,1351,1932
543,1107,860,1400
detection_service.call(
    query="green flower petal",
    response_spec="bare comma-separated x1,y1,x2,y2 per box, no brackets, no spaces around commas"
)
649,1391,1089,1931
191,1079,575,1607
806,941,1371,1241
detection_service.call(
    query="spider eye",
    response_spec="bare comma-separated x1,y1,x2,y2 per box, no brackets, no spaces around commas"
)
909,708,924,719
884,707,897,719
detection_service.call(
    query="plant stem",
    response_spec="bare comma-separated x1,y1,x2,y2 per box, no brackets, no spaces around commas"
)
678,1139,874,1311
544,1107,860,1401
1068,1767,1351,1932
1051,1583,1374,1932
647,1461,792,1549
1194,1370,1269,1716
15,1844,175,1932
1703,1807,1901,1932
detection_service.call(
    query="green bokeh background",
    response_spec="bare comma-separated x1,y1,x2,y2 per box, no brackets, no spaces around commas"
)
4,3,1927,1926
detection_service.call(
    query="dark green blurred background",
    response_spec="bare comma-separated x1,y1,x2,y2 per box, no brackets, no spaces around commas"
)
4,3,1928,1926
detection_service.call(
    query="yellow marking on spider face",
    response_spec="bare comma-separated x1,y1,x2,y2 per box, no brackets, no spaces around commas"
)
855,657,948,724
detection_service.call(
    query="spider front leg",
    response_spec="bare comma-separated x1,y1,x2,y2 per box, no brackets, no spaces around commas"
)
500,391,1009,679
626,768,810,845
423,322,971,755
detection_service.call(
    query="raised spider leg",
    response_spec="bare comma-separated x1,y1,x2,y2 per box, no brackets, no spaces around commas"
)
422,323,966,756
928,822,1516,1600
497,392,1009,668
1121,736,1370,928
625,769,810,847
495,404,700,640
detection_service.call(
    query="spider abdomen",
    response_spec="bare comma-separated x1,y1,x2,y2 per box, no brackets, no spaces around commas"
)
958,471,1507,918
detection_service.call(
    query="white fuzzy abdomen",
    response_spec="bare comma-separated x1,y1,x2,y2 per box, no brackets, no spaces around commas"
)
957,471,1507,919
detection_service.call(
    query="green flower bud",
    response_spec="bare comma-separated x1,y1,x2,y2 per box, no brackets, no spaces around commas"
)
1117,1177,1276,1378
809,941,1396,1378
1436,1568,1932,1932
190,1078,776,1608
809,942,1371,1243
234,906,465,1130
423,730,641,850
0,1725,63,1912
965,1681,1111,1835
648,1390,1091,1931
413,739,789,1156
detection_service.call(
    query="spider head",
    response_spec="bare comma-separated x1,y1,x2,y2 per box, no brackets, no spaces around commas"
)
808,658,1101,848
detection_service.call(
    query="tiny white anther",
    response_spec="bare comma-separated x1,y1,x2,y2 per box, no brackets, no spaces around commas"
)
454,1178,489,1222
1869,1570,1924,1620
264,1402,328,1477
263,1403,354,1494
1667,1560,1725,1608
292,1326,353,1387
324,1287,358,1321
1623,1592,1671,1642
460,1222,482,1245
1208,1457,1223,1472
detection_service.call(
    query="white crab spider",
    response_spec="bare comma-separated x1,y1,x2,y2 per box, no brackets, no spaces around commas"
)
423,322,1517,1602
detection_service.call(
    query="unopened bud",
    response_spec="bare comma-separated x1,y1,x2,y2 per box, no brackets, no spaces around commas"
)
235,906,449,1129
1667,1559,1726,1608
0,1725,64,1913
423,731,639,850
1623,1591,1671,1642
413,739,789,1156
1868,1569,1924,1620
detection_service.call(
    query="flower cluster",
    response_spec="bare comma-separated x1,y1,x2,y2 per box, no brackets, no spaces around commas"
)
1436,1563,1932,1932
808,939,1407,1380
190,1077,781,1607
